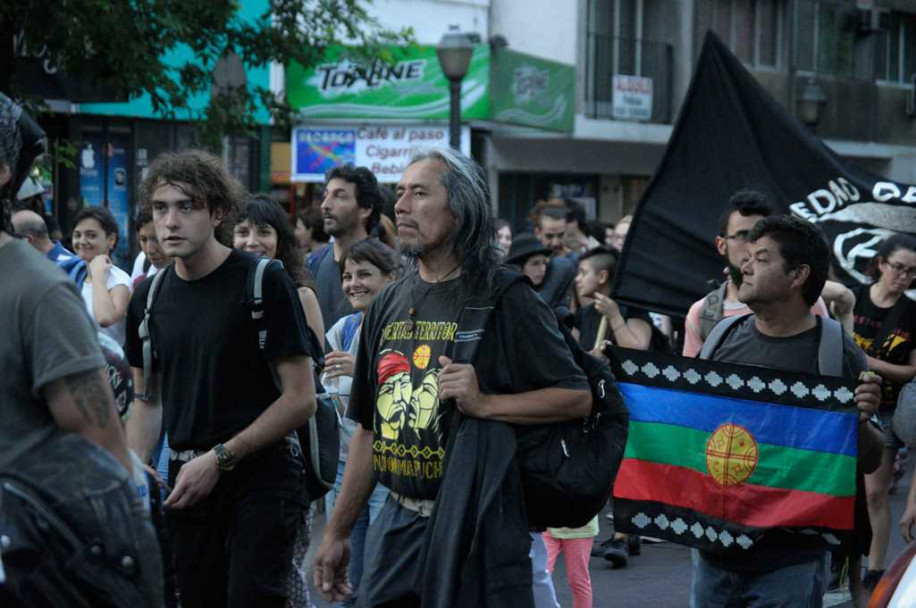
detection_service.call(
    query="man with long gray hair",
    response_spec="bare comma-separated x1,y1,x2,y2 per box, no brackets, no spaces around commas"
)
313,148,591,606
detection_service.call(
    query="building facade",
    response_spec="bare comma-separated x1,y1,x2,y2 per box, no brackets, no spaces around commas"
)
337,0,916,231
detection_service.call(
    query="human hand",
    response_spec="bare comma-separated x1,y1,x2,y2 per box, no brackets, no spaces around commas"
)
164,451,219,509
854,371,882,421
324,352,356,379
89,254,111,280
589,341,611,360
901,500,916,543
313,535,353,601
593,293,622,323
438,356,488,417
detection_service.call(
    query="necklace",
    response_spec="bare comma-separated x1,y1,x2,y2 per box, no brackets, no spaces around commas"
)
406,263,461,332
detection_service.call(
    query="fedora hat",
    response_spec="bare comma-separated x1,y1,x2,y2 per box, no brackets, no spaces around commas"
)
505,232,551,265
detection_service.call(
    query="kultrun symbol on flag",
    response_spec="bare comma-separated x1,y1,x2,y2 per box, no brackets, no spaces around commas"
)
705,423,758,487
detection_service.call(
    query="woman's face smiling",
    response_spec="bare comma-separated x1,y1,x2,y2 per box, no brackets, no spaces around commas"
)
342,259,393,313
233,219,279,260
73,217,115,262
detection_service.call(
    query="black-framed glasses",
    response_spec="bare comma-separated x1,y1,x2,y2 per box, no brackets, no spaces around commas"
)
723,230,751,242
886,261,916,277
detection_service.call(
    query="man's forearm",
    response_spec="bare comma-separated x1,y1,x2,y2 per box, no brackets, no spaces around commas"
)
225,356,316,461
325,427,377,539
482,387,592,424
225,391,315,460
869,357,916,385
46,368,132,471
126,398,162,464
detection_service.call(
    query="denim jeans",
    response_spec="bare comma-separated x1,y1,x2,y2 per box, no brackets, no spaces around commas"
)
325,461,388,603
167,438,306,608
0,433,163,608
691,549,828,608
530,532,560,608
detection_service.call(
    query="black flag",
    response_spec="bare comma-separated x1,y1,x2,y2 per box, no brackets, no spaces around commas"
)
612,31,916,318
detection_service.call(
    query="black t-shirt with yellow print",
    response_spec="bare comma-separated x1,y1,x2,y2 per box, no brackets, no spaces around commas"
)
348,271,589,500
851,284,916,410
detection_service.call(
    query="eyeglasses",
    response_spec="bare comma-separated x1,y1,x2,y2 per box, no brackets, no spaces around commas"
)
723,230,751,242
885,261,916,277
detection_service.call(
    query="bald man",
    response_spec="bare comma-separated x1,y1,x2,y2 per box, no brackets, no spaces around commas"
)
12,209,87,284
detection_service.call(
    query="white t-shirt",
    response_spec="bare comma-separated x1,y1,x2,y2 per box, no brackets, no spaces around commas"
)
326,313,360,463
82,264,132,345
129,251,159,285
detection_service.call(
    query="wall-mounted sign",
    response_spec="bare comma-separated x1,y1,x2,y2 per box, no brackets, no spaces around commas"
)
287,46,490,121
612,75,654,121
291,124,470,183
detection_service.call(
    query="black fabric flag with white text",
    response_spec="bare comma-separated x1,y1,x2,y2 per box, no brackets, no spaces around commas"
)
612,31,916,318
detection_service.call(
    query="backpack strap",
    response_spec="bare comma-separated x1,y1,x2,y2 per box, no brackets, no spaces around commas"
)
817,317,844,377
137,265,171,401
451,272,528,364
307,244,332,279
698,282,728,341
698,313,750,360
248,257,276,351
341,312,363,352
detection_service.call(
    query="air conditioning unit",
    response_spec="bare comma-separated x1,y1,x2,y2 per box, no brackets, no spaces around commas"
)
856,7,889,34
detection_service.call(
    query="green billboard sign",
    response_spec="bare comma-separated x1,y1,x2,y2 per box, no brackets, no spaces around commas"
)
286,46,574,133
287,45,491,120
490,49,575,133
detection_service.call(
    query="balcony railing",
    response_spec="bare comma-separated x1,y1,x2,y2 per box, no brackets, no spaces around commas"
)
584,34,673,123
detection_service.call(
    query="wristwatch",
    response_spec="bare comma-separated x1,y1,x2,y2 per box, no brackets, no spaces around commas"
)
213,443,238,472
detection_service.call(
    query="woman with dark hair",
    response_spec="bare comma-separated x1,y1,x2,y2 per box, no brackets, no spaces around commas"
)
322,238,399,605
295,206,329,256
495,219,512,257
72,206,131,344
505,233,551,288
234,194,325,347
233,194,326,607
852,233,916,589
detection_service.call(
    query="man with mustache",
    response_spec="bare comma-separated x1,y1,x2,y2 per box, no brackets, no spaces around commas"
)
311,165,385,328
683,190,838,357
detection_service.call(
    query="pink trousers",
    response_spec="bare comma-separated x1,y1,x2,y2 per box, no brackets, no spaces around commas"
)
542,533,594,608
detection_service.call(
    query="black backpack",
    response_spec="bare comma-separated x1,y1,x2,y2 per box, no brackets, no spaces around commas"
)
453,272,629,529
138,257,339,502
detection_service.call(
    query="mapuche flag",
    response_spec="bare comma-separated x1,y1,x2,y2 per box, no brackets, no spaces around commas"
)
607,348,859,555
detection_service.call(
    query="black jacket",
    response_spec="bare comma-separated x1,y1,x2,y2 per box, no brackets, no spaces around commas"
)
415,414,534,608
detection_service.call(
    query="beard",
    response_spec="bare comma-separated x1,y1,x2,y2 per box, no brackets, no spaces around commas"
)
727,262,743,286
398,237,424,259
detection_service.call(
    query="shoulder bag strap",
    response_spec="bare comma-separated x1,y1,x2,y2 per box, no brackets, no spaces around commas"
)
817,317,845,377
248,257,275,352
699,282,729,341
137,266,171,401
699,312,750,360
451,274,527,364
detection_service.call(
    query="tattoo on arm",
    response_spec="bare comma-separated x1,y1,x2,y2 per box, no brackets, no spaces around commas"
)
65,370,112,429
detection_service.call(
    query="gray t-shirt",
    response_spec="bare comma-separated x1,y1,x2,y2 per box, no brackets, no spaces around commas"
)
315,247,355,331
0,239,106,469
704,315,867,571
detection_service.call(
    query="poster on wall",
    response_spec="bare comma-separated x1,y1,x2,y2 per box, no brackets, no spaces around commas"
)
291,124,470,183
79,139,105,207
106,141,130,268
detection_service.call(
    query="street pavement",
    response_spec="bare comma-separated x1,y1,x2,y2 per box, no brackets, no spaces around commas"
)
307,460,914,608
